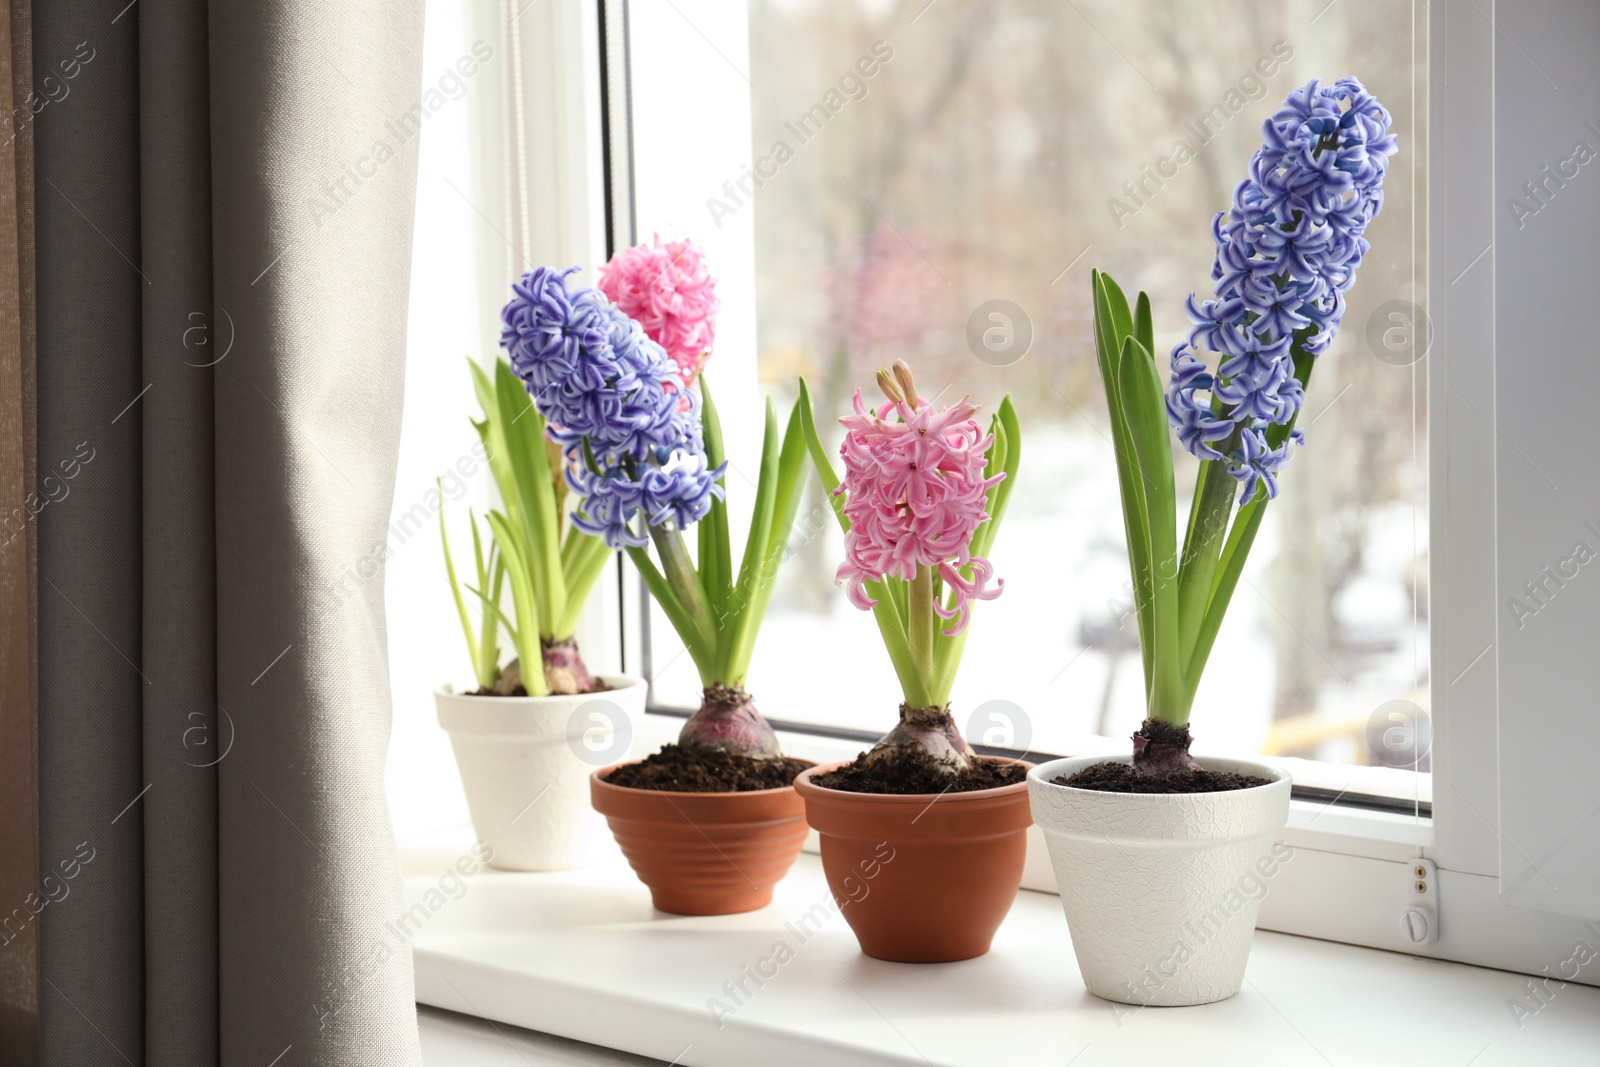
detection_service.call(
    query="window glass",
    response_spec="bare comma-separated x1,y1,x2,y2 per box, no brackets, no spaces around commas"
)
634,0,1428,789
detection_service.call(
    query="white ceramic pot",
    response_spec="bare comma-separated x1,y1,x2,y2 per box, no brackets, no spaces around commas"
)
435,675,646,871
1027,754,1291,1006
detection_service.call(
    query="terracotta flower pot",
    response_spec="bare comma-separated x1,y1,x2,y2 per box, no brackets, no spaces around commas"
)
590,761,812,915
793,757,1034,963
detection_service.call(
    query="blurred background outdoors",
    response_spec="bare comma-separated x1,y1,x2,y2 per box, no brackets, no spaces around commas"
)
642,0,1430,781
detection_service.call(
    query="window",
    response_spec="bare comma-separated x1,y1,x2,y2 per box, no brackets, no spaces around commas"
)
626,0,1430,806
392,0,1600,985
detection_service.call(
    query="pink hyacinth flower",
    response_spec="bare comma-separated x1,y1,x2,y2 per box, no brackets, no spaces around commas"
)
598,235,719,386
834,388,1005,636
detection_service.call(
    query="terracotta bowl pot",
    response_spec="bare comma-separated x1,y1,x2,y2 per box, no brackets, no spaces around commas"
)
793,757,1034,963
590,761,812,916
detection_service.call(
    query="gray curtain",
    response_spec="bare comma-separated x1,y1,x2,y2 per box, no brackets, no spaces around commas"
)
32,1,425,1064
0,0,39,1059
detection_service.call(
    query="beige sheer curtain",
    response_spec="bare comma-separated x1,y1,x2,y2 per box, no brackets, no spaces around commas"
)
3,1,427,1063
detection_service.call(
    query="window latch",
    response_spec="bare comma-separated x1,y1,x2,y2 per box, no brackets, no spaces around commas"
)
1399,857,1439,945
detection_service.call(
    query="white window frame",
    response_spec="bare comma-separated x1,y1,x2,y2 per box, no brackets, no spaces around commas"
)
479,0,1597,986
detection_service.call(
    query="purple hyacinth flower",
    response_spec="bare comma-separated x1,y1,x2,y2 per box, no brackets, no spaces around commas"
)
1166,77,1397,503
501,266,725,547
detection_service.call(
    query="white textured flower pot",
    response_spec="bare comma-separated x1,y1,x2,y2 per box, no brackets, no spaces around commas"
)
435,675,646,871
1027,754,1291,1007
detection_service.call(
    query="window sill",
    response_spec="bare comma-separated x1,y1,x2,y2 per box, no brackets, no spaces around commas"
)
406,842,1600,1067
420,1004,660,1065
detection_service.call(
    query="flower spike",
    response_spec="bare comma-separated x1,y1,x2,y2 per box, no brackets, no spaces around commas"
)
833,382,1005,637
500,265,724,548
1166,77,1397,499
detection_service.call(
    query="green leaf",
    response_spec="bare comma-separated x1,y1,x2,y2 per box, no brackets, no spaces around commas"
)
698,377,732,616
885,576,909,625
882,626,931,706
470,361,517,521
1186,492,1265,705
470,508,502,683
1100,271,1135,347
1176,453,1237,674
1184,333,1318,707
1117,333,1185,724
764,400,810,566
494,359,565,632
465,356,610,666
649,519,719,653
546,436,569,520
970,394,1021,562
466,582,517,649
931,395,1022,701
554,533,614,639
797,378,847,526
720,400,782,682
1093,270,1155,698
560,518,586,575
486,510,547,696
471,357,550,637
481,550,505,685
470,506,488,588
469,359,496,430
1134,290,1154,357
722,397,810,685
625,543,716,680
439,498,486,689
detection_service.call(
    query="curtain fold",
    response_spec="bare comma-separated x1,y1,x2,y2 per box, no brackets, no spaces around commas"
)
0,0,37,1059
30,2,426,1064
35,4,145,1061
141,1,216,1062
210,1,425,1062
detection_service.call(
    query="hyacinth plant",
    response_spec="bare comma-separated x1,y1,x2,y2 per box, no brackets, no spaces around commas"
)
800,361,1020,774
1096,77,1397,776
503,247,808,761
438,354,617,698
